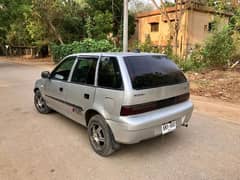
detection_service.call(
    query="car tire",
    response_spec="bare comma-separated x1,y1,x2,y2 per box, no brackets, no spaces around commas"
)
88,115,119,156
34,90,51,114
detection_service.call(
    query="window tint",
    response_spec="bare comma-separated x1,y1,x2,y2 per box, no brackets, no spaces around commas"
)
98,57,123,90
124,55,187,90
51,56,76,81
71,57,98,85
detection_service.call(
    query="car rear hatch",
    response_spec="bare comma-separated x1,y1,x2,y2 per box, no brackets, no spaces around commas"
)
121,55,190,116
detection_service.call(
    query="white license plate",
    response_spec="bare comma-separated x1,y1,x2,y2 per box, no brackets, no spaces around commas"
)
161,121,177,135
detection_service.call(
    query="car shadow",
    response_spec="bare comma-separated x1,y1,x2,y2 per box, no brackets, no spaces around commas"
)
112,131,183,158
37,109,186,158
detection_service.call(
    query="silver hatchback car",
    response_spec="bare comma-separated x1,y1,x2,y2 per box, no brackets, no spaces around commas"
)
34,53,193,156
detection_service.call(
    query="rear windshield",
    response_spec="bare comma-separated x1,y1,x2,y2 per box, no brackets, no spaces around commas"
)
124,55,187,90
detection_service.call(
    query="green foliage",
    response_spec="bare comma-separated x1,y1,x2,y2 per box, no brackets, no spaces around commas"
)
50,39,120,63
86,0,136,41
133,35,160,53
31,0,87,44
85,11,113,40
230,8,240,32
0,0,32,45
200,27,234,66
0,0,136,51
164,40,173,57
207,0,235,11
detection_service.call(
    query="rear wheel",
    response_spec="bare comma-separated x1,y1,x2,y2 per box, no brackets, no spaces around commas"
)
34,90,51,114
88,115,119,156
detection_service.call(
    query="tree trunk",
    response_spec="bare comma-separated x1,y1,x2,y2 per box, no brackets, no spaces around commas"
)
47,19,64,45
174,28,179,54
174,0,178,54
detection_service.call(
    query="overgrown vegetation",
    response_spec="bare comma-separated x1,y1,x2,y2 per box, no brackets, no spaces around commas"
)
51,39,119,63
190,27,235,67
1,0,240,72
0,0,138,54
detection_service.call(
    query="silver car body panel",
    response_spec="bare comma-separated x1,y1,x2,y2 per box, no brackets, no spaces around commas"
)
34,53,194,144
107,100,193,144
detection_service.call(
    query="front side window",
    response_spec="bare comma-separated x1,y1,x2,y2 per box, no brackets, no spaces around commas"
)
98,57,123,90
71,57,98,85
124,55,187,90
51,56,76,81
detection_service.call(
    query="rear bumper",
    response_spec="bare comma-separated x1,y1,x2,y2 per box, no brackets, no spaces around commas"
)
107,100,193,144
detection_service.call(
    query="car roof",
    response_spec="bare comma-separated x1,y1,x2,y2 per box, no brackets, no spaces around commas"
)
67,52,166,58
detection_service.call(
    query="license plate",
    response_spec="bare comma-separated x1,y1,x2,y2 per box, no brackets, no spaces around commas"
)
161,121,177,135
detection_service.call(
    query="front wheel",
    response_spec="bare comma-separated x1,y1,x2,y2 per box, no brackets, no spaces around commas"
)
34,90,51,114
88,115,119,156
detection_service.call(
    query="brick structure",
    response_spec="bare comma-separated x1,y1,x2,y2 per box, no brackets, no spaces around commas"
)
134,2,232,57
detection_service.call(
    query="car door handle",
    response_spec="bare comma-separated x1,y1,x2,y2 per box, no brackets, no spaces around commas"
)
84,93,90,99
59,87,63,92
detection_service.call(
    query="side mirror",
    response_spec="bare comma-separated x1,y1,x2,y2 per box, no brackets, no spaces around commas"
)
41,71,50,79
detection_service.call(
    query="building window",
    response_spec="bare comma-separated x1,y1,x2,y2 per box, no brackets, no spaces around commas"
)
208,21,216,32
150,23,159,32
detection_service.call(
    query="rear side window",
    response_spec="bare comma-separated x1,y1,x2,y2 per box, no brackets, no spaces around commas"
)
71,57,98,85
124,55,187,90
98,57,123,90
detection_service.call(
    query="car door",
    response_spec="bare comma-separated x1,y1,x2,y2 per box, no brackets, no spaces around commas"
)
44,56,76,114
94,56,124,120
64,56,98,125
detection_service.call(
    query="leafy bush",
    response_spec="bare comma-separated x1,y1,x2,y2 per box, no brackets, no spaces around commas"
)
190,27,235,67
231,31,240,63
132,35,161,53
50,38,119,63
166,54,203,72
164,40,173,57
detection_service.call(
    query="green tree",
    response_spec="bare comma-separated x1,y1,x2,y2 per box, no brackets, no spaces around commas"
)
191,27,235,67
31,0,87,44
207,0,237,11
85,11,113,40
86,0,136,45
0,0,32,46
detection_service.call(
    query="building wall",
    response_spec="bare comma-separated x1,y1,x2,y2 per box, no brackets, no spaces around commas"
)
186,10,229,51
137,10,189,56
136,9,230,57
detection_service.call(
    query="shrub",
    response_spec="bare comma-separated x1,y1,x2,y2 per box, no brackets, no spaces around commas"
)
132,35,161,53
191,27,235,67
50,39,120,63
164,40,173,57
169,44,207,72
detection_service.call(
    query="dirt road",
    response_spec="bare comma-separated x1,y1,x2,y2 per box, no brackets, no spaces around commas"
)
0,60,240,180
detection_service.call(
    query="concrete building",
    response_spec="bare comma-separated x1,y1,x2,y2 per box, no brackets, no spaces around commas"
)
135,2,233,57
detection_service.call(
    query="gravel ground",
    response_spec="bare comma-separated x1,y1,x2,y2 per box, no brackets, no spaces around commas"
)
0,60,240,180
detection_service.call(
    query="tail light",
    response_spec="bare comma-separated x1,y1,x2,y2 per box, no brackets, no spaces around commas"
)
120,93,190,116
120,102,158,116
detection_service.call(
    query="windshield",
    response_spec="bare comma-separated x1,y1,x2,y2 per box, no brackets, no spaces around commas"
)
124,55,187,90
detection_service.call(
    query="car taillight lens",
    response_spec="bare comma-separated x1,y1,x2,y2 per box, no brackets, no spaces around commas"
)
120,102,158,116
120,93,190,116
